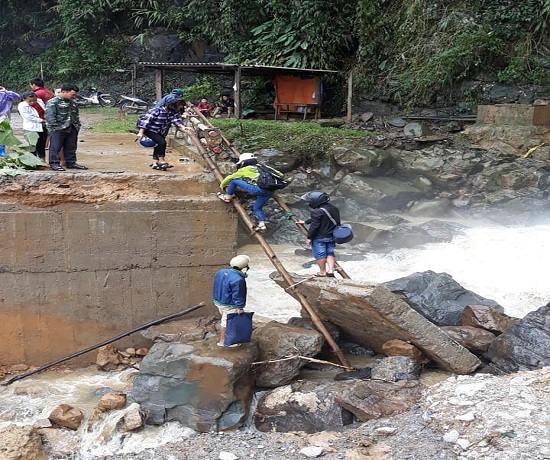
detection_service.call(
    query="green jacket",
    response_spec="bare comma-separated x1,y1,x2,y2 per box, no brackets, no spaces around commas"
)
45,96,81,132
220,164,285,188
220,165,260,188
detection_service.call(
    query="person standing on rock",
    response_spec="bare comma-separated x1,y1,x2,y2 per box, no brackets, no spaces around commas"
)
45,84,87,171
296,191,340,277
212,255,250,347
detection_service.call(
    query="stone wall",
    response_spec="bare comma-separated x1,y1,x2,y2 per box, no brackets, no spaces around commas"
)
0,174,237,366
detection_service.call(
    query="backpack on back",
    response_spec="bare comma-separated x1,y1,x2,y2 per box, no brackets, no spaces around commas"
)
256,164,288,190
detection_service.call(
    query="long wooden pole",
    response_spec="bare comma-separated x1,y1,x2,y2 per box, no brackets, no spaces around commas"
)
1,303,206,386
188,106,351,280
186,131,352,370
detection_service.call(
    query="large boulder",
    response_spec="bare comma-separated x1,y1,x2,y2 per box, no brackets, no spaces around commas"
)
392,146,483,189
129,339,259,432
252,322,324,387
485,303,550,374
48,404,84,431
335,379,421,422
382,270,503,326
254,380,354,433
141,316,218,343
461,305,520,334
441,326,496,355
0,425,47,460
330,146,394,175
271,273,480,374
337,174,425,212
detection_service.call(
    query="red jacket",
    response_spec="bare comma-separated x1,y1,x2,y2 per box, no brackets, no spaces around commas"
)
34,87,54,104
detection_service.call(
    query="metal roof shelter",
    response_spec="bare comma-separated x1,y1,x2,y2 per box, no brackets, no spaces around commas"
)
138,62,347,119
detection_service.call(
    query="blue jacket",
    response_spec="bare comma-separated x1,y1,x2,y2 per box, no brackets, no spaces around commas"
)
212,268,247,308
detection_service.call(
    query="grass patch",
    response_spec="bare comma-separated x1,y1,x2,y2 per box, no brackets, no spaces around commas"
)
90,108,140,133
211,119,373,160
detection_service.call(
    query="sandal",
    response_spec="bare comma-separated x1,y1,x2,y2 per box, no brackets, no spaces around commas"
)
314,273,327,277
216,192,232,203
158,162,173,169
326,272,335,277
253,224,267,232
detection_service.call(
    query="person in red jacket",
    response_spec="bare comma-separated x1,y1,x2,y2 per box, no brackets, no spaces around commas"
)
29,78,54,105
196,98,213,117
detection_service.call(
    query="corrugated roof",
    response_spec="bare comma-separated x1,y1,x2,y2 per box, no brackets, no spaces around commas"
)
138,62,339,76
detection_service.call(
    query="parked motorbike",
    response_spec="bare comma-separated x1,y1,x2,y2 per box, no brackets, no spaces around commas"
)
119,95,152,114
75,88,117,107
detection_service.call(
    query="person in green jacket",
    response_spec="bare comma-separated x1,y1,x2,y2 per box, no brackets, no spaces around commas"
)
217,152,282,231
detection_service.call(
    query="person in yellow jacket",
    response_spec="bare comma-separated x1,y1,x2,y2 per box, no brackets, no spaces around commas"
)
217,152,282,231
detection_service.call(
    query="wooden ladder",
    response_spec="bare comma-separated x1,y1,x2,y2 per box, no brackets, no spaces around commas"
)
184,106,352,371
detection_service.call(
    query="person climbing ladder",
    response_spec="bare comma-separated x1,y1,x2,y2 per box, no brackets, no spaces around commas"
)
216,152,289,231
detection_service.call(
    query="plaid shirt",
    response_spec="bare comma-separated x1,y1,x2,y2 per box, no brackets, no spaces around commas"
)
137,107,183,136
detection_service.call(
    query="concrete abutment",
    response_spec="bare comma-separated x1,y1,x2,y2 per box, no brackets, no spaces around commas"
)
0,165,236,366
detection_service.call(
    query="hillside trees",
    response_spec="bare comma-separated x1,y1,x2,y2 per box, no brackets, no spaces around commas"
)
0,0,548,106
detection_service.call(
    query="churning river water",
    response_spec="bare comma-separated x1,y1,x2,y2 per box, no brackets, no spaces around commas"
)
1,222,549,458
246,222,550,321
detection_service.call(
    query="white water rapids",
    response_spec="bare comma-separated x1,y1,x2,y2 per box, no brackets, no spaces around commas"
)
1,222,549,458
247,223,550,321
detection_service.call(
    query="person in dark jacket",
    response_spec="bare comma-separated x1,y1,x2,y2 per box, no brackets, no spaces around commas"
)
212,254,250,347
45,84,87,171
296,191,340,277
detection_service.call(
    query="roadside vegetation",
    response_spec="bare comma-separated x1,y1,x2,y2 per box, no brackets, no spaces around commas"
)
90,107,371,161
1,0,549,107
213,119,371,160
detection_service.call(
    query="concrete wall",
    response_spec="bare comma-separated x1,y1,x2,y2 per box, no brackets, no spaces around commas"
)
0,182,237,366
477,103,550,126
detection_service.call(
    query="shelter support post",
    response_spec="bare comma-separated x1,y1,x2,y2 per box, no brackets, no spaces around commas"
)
347,71,353,123
155,69,163,102
233,67,241,119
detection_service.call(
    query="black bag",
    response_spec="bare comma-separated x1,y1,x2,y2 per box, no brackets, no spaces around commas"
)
256,164,288,191
320,208,354,244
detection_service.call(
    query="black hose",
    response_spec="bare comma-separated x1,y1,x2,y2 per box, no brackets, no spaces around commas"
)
1,302,205,386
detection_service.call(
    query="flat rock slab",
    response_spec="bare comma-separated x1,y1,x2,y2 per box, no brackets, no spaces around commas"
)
272,274,480,374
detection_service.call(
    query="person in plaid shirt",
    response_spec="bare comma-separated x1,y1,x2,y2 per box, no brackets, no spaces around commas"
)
136,98,191,170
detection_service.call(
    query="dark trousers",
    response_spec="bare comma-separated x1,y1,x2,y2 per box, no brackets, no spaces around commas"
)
35,129,48,160
144,130,167,160
49,126,78,166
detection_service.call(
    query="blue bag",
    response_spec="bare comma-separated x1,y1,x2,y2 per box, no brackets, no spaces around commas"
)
320,208,354,244
332,224,354,244
225,312,254,346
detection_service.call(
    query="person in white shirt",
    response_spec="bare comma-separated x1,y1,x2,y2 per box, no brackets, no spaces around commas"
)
18,91,47,161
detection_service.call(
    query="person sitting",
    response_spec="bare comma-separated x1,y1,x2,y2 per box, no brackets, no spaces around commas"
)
154,88,184,108
196,98,213,117
212,94,235,118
